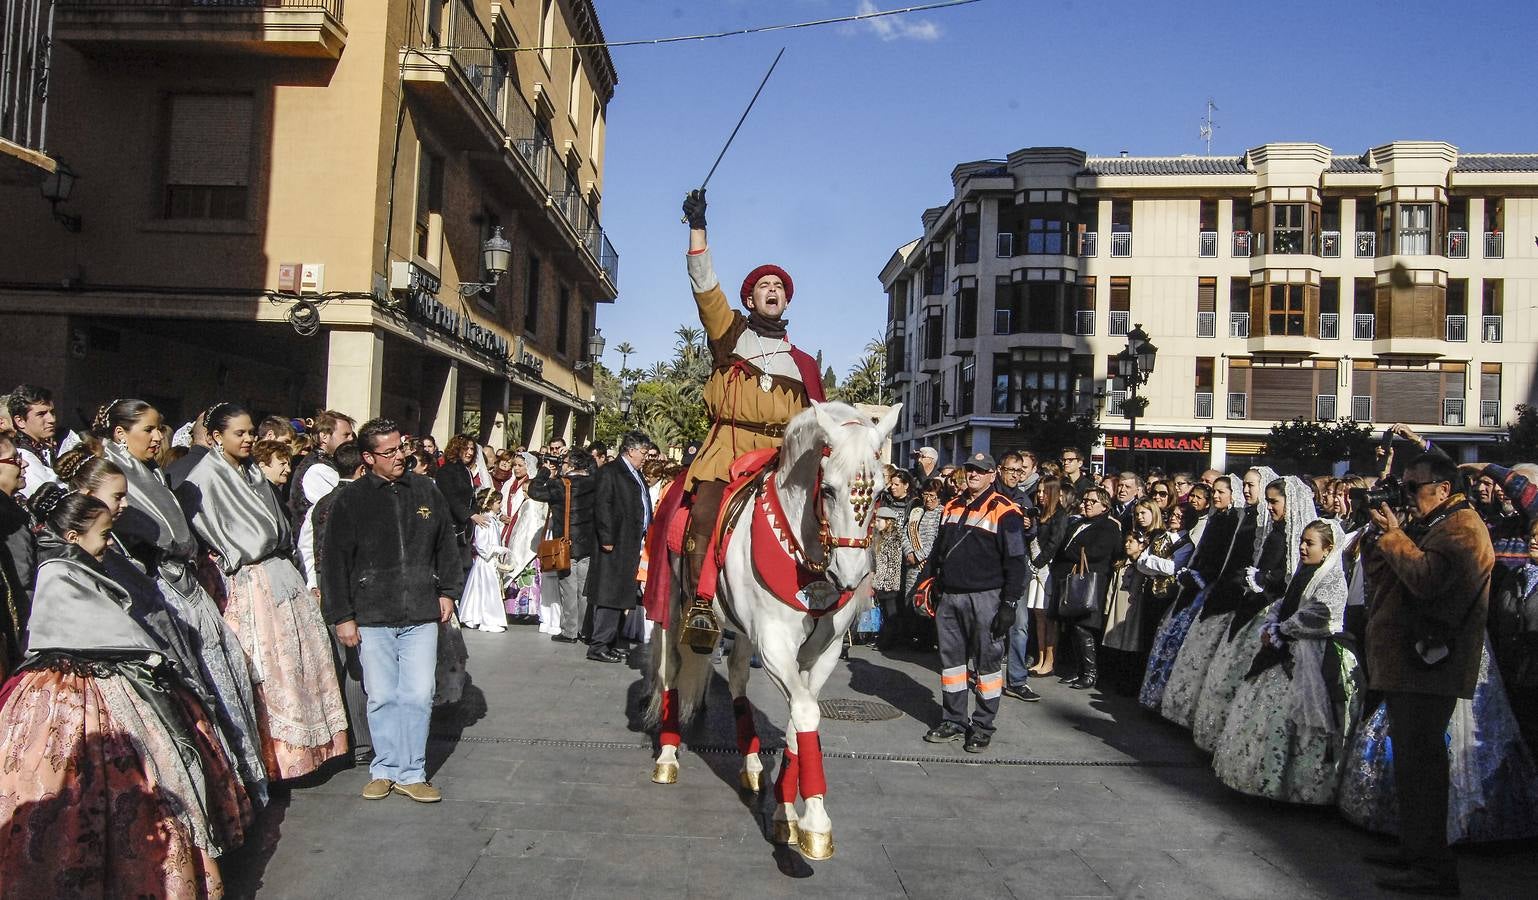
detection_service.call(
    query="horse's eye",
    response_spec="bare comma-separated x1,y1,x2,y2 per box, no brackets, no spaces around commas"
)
822,486,837,499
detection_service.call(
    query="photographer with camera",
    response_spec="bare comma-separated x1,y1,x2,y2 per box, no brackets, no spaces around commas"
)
1359,453,1493,896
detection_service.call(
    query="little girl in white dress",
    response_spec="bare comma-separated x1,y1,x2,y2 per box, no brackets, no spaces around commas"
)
459,488,510,633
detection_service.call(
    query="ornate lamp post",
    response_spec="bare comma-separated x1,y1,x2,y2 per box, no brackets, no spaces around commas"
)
1115,323,1158,472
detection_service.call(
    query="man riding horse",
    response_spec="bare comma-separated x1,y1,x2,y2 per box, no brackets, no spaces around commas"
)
678,189,825,648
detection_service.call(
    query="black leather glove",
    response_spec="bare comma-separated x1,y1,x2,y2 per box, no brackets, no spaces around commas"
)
682,189,707,229
990,600,1017,639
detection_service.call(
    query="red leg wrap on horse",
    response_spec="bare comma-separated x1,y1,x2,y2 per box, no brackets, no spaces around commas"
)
797,731,827,798
659,689,681,747
732,697,761,756
775,749,799,804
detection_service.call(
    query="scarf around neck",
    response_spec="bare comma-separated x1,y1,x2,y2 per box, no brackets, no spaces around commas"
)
747,310,788,340
104,440,197,562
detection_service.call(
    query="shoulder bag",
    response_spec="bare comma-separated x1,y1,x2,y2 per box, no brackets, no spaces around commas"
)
1057,546,1104,620
536,478,573,572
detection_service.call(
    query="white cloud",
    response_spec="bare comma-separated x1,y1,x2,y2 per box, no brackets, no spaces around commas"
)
857,0,944,42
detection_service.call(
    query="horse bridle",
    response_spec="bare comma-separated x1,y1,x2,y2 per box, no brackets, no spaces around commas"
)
772,444,880,575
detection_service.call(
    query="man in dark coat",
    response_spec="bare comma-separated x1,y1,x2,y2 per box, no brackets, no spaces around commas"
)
1361,453,1494,897
585,430,651,663
528,450,598,644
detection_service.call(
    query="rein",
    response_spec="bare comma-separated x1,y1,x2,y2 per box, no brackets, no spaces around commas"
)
762,443,878,574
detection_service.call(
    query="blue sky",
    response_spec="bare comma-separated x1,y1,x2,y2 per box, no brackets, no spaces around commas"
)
594,0,1537,376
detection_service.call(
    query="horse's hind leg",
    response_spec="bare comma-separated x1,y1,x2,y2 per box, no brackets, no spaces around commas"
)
726,634,764,793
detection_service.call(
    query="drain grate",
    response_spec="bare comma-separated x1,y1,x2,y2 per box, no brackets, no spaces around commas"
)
817,698,902,722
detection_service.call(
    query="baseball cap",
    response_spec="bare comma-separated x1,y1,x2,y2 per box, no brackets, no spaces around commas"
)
963,452,997,472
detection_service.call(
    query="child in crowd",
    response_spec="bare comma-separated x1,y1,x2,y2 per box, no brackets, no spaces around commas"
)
459,487,510,633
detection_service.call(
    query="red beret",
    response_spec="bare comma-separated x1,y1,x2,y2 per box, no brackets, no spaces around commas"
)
740,265,793,303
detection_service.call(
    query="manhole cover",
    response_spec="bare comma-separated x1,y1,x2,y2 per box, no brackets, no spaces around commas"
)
818,698,902,722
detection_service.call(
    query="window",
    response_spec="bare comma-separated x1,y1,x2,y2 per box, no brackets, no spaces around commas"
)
1197,277,1217,337
1110,199,1132,233
955,286,977,339
425,0,445,47
1195,357,1215,418
1398,203,1432,255
991,350,1089,414
924,247,946,295
579,306,591,359
590,98,603,164
959,359,975,414
1026,215,1065,255
1109,277,1130,334
1270,203,1304,254
525,254,541,333
956,212,980,264
539,0,555,68
164,93,254,220
1199,199,1218,232
1268,284,1306,336
557,285,571,353
414,146,444,261
568,49,582,122
1076,276,1096,335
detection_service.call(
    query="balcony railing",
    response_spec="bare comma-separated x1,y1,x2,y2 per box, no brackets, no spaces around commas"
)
1353,313,1375,340
1079,232,1097,257
1198,231,1218,257
2,0,53,160
1197,311,1215,338
1483,315,1503,343
1229,312,1249,338
1482,399,1501,428
1194,392,1214,419
1446,230,1469,259
1355,231,1375,257
1074,309,1095,336
1351,395,1372,422
1319,312,1339,340
1320,230,1341,258
1108,390,1127,417
1227,392,1247,420
1445,315,1467,342
996,232,1014,257
1443,398,1465,427
1485,231,1504,258
1232,230,1252,257
1108,310,1130,335
1110,232,1132,257
1316,394,1337,421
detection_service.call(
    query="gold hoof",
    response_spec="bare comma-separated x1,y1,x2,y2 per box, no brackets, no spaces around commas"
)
738,769,762,793
797,829,835,860
651,762,678,785
771,818,801,845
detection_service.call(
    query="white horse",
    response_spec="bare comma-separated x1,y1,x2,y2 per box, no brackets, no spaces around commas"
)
645,401,900,860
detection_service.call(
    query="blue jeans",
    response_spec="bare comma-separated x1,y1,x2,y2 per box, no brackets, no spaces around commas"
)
358,622,439,785
1006,607,1032,689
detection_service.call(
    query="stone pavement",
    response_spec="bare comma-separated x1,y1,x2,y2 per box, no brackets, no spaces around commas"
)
223,625,1538,899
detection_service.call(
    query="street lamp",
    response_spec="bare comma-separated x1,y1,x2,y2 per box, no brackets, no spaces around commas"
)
1116,323,1158,472
618,390,633,422
39,161,82,232
574,327,606,371
458,226,513,296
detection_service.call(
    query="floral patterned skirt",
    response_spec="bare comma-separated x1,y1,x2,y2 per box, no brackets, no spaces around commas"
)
504,561,541,618
1338,639,1538,842
221,556,348,780
1139,596,1202,711
1212,641,1364,805
0,665,253,899
1191,608,1271,753
1160,609,1233,729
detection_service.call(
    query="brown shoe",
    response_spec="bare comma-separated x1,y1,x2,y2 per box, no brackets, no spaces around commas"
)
391,781,442,803
361,778,394,800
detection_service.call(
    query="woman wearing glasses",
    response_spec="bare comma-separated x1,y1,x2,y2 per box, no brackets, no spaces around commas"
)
1049,487,1123,690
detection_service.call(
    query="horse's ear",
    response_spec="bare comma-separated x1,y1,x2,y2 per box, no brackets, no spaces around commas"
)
811,401,840,439
871,404,902,449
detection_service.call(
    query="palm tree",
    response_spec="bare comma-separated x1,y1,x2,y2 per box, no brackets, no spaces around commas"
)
615,341,635,374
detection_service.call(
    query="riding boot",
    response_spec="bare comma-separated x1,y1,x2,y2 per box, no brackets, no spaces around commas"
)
1073,624,1098,687
681,480,726,654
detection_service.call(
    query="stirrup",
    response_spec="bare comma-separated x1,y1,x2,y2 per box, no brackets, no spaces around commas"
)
680,600,721,655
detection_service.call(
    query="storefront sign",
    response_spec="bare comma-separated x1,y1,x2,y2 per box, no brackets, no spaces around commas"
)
1106,433,1210,453
513,339,545,378
396,262,509,362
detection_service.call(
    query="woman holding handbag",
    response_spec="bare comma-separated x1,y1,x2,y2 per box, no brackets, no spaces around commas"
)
1049,487,1123,690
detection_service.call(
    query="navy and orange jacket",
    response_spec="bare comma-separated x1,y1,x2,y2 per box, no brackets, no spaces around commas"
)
921,486,1028,603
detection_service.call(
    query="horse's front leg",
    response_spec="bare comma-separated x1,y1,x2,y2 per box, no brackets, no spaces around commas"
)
786,612,855,861
725,631,765,793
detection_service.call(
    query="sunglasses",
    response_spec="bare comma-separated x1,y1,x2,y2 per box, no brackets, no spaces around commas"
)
1152,489,1170,496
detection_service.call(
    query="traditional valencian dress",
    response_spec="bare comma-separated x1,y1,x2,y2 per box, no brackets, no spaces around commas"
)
179,450,348,779
0,543,253,899
105,440,268,800
1191,475,1317,753
1212,522,1364,804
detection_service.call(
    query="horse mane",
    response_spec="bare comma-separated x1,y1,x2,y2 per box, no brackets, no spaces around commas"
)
779,401,872,485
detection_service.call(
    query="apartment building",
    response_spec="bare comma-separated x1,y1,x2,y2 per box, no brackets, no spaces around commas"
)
880,141,1538,473
0,0,618,448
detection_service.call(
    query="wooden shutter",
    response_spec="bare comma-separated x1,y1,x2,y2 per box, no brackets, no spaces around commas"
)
1110,277,1130,311
167,94,254,186
1197,277,1217,313
1375,371,1442,424
1251,367,1315,421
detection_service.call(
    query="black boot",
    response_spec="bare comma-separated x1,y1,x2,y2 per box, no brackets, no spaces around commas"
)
1071,626,1098,689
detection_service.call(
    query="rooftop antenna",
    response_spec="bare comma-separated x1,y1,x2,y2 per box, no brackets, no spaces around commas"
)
1200,98,1219,156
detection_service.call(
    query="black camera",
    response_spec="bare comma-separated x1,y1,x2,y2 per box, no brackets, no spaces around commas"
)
1346,475,1404,531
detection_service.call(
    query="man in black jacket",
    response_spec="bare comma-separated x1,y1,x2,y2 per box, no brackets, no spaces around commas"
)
528,450,598,644
920,452,1028,753
585,430,651,663
321,418,462,803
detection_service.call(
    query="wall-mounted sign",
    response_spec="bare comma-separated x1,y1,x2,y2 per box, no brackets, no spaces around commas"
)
513,338,545,378
392,261,508,361
1106,433,1210,453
